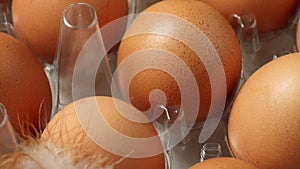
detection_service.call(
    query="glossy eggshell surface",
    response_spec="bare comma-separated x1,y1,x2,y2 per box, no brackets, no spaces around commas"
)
117,0,242,122
41,96,165,169
228,53,300,169
0,32,52,136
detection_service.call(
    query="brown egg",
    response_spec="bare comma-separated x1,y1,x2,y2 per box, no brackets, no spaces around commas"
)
12,0,128,63
197,0,299,33
189,158,258,169
0,32,52,137
41,96,165,169
297,17,300,51
117,0,242,122
228,53,300,169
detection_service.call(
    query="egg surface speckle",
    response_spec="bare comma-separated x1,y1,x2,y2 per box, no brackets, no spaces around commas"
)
117,0,242,122
228,52,300,169
0,32,52,137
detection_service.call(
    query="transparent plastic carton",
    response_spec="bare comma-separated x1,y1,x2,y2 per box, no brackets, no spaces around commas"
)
0,0,299,169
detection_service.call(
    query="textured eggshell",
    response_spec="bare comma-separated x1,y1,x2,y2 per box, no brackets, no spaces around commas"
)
117,0,242,122
189,157,258,169
0,32,52,136
199,0,299,33
41,96,165,169
12,0,128,63
228,53,300,169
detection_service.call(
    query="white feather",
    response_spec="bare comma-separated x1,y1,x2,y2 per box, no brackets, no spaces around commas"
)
0,140,114,169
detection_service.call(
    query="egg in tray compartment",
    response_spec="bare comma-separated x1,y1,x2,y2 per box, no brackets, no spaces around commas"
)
116,1,300,169
115,1,300,169
0,0,300,169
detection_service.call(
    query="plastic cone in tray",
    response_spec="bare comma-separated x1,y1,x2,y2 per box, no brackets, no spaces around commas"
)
53,3,112,113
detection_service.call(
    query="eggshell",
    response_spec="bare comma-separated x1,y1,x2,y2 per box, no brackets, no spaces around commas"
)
117,0,242,122
41,96,165,169
228,52,300,169
12,0,128,63
0,32,52,137
198,0,299,33
189,157,258,169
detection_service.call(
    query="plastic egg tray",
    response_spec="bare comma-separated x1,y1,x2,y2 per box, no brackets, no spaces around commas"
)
0,0,299,169
117,2,300,168
163,5,299,169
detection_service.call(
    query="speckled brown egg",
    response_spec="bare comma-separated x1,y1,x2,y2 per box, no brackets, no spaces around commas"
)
117,0,242,122
198,0,299,33
41,96,165,169
189,158,258,169
0,32,52,137
12,0,128,63
228,52,300,169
